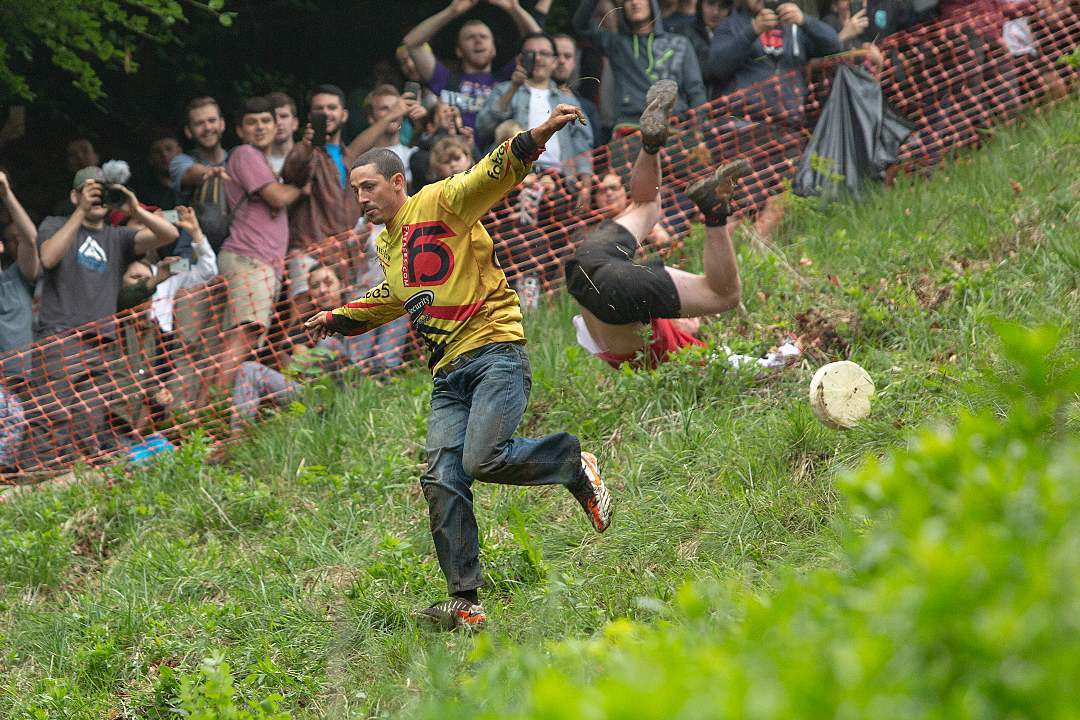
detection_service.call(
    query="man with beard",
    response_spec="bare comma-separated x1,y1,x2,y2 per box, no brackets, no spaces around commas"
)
304,102,611,632
282,84,363,297
170,97,230,205
402,0,543,141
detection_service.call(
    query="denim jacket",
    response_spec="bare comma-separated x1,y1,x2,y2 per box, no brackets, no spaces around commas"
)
477,81,594,177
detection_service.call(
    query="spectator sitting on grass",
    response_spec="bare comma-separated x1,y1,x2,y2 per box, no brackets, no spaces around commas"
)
478,33,594,201
230,263,372,433
572,0,707,134
0,381,26,473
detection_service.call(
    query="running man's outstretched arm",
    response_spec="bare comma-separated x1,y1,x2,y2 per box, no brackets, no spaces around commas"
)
441,103,586,226
305,281,406,339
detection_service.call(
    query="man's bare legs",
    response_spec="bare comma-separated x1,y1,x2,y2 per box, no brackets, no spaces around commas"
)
579,153,747,357
579,146,664,355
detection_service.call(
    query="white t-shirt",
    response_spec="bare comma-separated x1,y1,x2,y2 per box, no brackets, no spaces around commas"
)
527,86,560,170
269,152,286,175
387,144,418,187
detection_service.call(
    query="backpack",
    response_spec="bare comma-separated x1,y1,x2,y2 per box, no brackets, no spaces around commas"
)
192,174,231,253
192,174,249,253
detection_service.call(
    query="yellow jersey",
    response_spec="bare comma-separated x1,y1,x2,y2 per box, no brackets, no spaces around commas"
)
324,135,537,373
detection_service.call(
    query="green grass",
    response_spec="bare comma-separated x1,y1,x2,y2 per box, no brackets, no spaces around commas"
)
0,98,1077,719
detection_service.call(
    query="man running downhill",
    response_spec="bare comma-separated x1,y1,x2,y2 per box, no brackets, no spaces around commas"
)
305,103,611,631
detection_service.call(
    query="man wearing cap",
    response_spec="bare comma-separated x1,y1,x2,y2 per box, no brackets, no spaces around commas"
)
32,166,179,462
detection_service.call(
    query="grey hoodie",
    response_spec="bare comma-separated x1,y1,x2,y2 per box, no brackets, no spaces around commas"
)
573,0,707,128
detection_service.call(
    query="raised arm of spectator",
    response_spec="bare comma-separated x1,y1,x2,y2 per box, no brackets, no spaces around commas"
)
573,0,607,44
531,0,552,27
488,0,541,36
38,180,101,269
281,130,316,188
111,186,181,255
707,10,775,85
403,0,481,83
175,205,219,286
0,171,39,282
258,180,305,210
345,98,409,157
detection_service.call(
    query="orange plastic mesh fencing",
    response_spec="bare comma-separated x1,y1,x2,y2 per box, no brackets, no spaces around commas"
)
1,3,1076,480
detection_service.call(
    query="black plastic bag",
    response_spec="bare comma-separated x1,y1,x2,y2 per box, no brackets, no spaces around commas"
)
794,64,916,199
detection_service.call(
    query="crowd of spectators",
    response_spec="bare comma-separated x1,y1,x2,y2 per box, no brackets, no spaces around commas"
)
0,0,1063,473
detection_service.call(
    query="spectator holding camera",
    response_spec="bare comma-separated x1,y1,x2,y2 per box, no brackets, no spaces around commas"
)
478,33,594,187
0,170,39,359
282,85,363,255
402,0,542,140
823,1,910,49
572,0,707,133
409,102,477,191
346,85,422,190
37,167,179,337
33,167,179,458
708,1,843,127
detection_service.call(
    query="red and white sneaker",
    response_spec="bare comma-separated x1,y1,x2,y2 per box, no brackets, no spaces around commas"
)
571,452,613,533
416,597,487,632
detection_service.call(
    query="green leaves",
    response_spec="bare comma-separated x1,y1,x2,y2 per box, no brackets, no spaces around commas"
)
0,0,234,101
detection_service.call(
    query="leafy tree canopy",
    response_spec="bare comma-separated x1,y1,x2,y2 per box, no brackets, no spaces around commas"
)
0,0,235,102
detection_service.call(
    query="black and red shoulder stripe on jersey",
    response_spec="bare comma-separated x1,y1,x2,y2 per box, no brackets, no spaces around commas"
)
511,132,544,164
324,310,369,336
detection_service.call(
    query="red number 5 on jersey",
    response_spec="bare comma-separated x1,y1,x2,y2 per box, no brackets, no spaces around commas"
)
402,221,455,287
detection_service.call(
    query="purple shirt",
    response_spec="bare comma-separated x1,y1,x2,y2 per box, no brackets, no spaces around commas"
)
429,60,513,133
223,145,288,272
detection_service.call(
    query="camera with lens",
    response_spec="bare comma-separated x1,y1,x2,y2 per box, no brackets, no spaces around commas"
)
101,160,132,209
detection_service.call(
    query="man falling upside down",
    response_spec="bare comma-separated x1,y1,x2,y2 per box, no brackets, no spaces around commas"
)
565,79,751,369
305,103,612,632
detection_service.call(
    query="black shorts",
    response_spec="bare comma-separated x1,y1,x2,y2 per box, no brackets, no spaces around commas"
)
564,221,681,326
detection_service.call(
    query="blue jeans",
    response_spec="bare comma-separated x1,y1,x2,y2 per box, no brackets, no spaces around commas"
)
422,342,582,594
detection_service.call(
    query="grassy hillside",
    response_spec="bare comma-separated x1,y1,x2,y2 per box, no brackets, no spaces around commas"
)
0,98,1077,719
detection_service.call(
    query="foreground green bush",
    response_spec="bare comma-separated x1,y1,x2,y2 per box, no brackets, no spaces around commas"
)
414,323,1080,719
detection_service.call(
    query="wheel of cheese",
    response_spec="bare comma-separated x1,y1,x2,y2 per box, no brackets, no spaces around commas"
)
809,361,875,429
